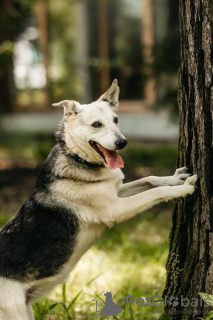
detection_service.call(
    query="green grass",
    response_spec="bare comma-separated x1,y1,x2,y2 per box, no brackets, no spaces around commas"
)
33,211,171,319
0,214,13,227
30,211,172,319
0,133,55,164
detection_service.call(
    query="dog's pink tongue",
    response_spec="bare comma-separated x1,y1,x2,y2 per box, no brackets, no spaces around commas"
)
102,149,124,169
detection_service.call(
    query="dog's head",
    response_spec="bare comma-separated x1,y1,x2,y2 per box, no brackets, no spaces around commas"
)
53,80,127,169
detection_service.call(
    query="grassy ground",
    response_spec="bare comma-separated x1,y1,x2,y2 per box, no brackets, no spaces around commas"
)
31,210,172,320
0,136,177,319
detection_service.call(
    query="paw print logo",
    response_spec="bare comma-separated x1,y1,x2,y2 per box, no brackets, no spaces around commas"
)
168,296,179,307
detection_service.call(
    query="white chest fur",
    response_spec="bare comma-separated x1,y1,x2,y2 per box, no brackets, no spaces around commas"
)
63,222,106,274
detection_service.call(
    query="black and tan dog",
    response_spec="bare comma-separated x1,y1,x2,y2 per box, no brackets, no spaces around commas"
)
0,80,197,319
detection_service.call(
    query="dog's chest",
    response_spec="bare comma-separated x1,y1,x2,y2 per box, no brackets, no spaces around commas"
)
26,223,106,301
62,222,106,273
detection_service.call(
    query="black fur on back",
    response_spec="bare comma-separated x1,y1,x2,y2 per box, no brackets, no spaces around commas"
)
0,131,80,281
55,120,67,150
0,196,79,281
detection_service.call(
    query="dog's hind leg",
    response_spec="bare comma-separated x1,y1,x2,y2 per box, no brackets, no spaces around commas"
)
26,303,35,320
0,278,30,320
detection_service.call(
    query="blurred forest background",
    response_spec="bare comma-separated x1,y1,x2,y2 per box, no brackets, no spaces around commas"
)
0,0,181,319
0,0,179,112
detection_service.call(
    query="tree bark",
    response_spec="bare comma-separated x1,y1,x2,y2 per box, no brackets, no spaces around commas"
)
163,0,213,319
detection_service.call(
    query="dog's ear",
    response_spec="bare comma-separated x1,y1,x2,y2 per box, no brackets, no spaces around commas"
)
98,79,120,112
52,100,79,119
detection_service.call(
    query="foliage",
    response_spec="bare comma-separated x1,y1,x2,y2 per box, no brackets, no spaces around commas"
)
198,293,213,307
0,0,180,115
0,214,13,228
0,41,14,66
0,133,55,164
159,314,171,320
48,0,81,102
196,312,213,320
0,0,34,111
197,293,213,320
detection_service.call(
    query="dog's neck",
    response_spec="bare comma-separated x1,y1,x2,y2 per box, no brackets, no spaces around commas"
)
64,130,106,167
69,153,104,168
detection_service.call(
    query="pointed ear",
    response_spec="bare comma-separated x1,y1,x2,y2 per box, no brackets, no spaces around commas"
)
52,100,79,120
98,79,120,112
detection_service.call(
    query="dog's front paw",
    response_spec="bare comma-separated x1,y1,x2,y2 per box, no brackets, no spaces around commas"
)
184,174,198,186
173,167,191,185
162,174,198,202
181,174,198,196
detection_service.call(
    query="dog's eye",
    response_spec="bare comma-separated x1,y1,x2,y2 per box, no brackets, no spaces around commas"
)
114,117,118,124
92,121,102,128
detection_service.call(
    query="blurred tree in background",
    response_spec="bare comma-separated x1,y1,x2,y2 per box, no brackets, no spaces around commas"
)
0,0,180,114
152,0,180,117
48,0,80,102
0,0,33,112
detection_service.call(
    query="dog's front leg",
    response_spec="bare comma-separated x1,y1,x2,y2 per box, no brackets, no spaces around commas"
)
118,167,191,197
118,178,155,197
106,175,197,226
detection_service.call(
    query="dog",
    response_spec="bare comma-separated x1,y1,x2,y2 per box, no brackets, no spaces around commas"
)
0,79,197,319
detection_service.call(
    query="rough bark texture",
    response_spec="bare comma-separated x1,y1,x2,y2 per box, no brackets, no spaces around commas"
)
163,0,213,319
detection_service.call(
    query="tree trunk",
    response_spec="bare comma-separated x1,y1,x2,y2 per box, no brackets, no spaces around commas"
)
97,0,110,94
141,0,156,105
77,2,91,103
35,0,51,109
163,1,213,319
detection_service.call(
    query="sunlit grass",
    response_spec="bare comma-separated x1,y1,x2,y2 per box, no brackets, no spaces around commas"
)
31,210,172,319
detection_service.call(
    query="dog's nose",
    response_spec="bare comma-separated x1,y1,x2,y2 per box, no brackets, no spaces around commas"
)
116,139,127,150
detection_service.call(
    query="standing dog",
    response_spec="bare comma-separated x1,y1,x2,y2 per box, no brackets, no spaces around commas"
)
0,80,197,319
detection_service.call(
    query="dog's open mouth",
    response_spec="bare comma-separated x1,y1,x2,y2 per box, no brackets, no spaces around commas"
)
89,140,124,170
